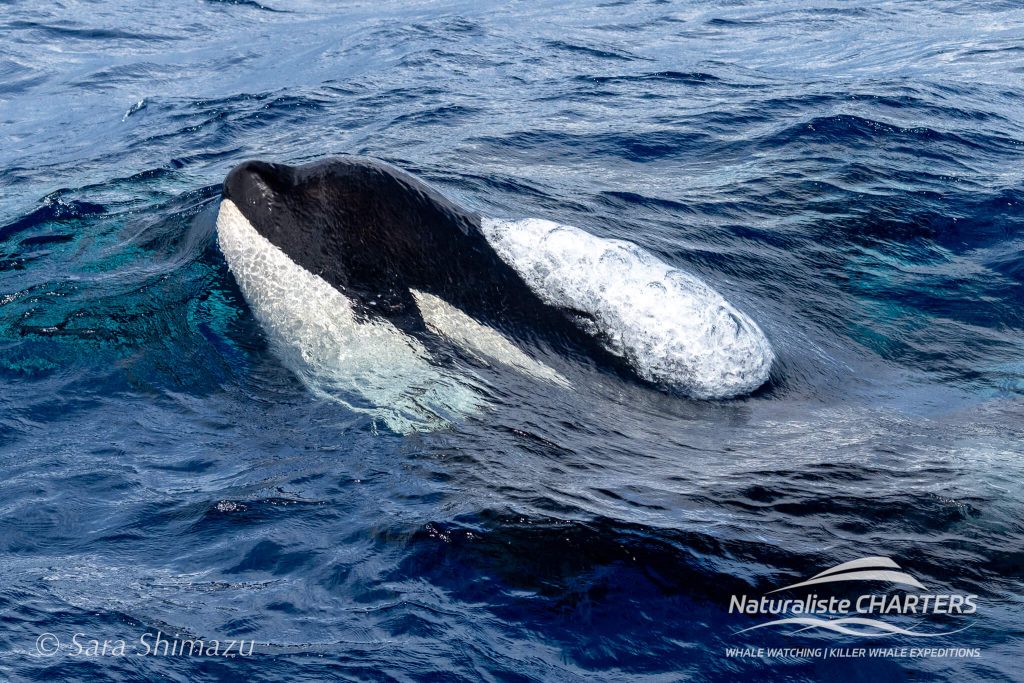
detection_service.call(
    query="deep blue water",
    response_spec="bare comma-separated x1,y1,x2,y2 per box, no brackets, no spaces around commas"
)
1,1,1023,681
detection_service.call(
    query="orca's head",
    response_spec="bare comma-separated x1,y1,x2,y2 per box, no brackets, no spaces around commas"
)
218,157,481,295
221,159,334,267
220,157,411,287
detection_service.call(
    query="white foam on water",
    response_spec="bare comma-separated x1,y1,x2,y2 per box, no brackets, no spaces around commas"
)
480,217,774,399
216,199,484,433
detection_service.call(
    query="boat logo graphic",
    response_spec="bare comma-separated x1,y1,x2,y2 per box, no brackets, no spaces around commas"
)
729,556,977,638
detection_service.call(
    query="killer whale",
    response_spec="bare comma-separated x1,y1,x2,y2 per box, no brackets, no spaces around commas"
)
221,157,580,336
216,156,774,429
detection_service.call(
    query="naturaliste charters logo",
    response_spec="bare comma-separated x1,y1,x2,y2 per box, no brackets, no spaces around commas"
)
729,556,977,637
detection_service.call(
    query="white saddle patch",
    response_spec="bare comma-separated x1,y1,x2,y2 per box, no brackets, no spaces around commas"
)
480,217,774,399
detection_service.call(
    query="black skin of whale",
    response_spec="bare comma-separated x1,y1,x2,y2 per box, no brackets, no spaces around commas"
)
222,156,618,368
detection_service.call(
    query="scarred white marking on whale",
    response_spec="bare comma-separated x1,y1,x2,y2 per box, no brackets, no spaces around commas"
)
480,218,774,399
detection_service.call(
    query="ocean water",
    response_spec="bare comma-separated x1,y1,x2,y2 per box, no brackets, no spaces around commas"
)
1,1,1022,681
